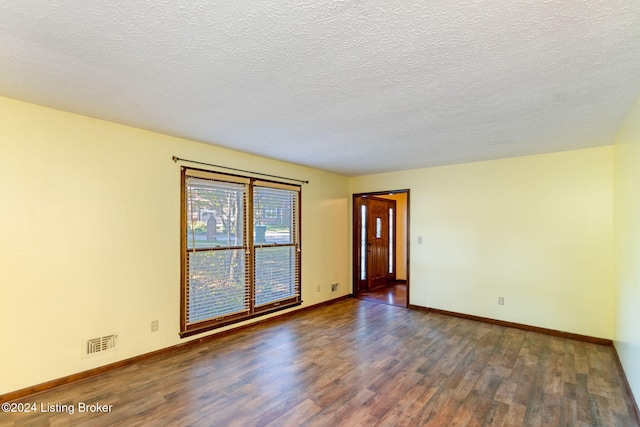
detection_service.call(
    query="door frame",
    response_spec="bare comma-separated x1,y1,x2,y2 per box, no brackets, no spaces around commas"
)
352,189,410,307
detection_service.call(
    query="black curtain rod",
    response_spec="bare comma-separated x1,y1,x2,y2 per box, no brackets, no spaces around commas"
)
172,156,309,184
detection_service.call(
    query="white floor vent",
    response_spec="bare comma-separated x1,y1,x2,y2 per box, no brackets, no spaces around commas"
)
84,334,118,357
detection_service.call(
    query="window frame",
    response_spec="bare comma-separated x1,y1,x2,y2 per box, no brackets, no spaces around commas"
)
180,167,302,338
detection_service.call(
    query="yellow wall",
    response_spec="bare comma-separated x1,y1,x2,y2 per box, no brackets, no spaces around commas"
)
613,94,640,409
352,147,614,338
0,96,351,394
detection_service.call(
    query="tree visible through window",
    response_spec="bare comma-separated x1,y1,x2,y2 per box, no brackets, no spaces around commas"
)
180,168,301,337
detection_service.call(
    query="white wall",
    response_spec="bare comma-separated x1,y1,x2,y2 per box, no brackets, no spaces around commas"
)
0,96,351,395
353,147,614,339
613,93,640,410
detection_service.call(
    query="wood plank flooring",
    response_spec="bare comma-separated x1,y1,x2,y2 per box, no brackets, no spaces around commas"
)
358,283,407,307
1,299,637,426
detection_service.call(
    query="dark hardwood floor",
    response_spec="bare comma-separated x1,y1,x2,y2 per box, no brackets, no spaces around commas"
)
358,283,407,307
1,298,637,426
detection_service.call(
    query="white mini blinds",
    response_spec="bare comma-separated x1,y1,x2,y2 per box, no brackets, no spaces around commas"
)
180,168,301,337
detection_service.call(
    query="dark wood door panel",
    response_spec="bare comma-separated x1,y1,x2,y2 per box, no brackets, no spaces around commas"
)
367,197,394,290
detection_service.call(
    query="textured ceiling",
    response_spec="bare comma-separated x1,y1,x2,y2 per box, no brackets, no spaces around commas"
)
1,1,640,176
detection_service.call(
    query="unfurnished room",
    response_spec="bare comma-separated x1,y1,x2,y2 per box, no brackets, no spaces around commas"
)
1,1,640,426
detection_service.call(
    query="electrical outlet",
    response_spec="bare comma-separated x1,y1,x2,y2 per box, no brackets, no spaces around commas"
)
331,283,339,292
317,285,321,292
151,320,159,332
498,297,504,305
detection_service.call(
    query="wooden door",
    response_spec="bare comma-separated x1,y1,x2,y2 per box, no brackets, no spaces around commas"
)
355,196,396,293
367,198,390,289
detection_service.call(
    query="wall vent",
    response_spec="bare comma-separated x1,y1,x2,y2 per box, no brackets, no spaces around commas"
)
84,334,118,357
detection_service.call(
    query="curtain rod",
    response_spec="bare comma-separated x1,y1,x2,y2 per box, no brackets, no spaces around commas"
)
172,156,309,184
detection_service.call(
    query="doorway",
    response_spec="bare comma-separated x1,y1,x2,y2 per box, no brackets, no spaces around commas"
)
353,190,409,307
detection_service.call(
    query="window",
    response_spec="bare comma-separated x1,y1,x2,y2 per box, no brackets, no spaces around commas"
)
360,204,366,281
180,168,301,337
389,207,394,274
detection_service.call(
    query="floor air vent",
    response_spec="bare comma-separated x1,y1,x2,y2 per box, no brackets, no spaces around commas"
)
84,334,118,357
